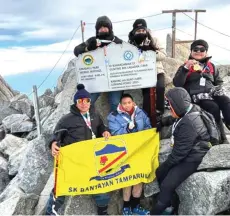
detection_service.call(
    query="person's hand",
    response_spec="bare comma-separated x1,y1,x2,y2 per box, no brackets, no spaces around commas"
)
51,141,60,157
184,60,197,69
102,131,111,140
87,38,97,51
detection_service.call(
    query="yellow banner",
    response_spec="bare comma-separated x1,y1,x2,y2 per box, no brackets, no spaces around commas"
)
55,129,159,196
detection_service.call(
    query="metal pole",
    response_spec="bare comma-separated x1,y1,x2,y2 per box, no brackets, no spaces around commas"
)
172,12,176,58
33,85,42,136
194,12,198,40
81,20,85,42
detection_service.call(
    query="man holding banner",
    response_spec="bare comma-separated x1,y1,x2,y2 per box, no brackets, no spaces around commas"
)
107,93,152,215
45,84,111,215
73,15,123,112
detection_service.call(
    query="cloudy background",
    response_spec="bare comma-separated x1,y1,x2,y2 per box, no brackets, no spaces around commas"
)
1,0,230,95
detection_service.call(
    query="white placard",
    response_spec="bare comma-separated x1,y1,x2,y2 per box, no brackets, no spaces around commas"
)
75,42,157,93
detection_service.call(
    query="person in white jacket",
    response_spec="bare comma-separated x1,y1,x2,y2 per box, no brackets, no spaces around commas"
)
128,19,167,125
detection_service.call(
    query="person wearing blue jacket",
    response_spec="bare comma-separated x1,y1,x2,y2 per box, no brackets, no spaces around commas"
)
107,93,151,215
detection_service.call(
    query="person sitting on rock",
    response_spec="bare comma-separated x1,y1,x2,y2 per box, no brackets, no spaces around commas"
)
173,39,230,144
107,93,152,215
45,84,111,215
73,16,123,112
151,87,211,215
128,18,167,122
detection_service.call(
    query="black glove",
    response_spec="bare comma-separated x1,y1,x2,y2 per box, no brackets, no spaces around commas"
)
87,38,97,51
156,115,162,132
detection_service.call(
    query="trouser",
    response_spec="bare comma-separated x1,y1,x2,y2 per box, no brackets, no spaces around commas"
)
198,95,230,125
90,91,123,112
151,162,200,215
142,73,165,117
45,189,110,215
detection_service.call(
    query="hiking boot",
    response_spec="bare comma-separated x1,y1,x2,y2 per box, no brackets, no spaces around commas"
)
132,205,150,215
123,207,132,215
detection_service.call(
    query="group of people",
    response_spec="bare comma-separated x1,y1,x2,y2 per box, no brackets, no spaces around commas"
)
45,15,230,215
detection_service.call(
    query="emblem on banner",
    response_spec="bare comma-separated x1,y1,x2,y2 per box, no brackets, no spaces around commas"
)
123,51,134,61
83,55,94,66
90,139,130,181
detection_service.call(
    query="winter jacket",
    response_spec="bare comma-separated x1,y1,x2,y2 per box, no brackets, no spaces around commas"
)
173,58,223,96
128,29,167,76
107,106,151,135
74,36,122,57
49,105,107,148
163,87,211,168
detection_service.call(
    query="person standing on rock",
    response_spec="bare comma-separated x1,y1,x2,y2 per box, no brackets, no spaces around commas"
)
45,84,111,215
151,87,212,215
173,39,230,144
128,19,167,125
107,93,152,215
73,16,123,112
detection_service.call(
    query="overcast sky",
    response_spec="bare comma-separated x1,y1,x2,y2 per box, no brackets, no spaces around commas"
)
1,0,230,95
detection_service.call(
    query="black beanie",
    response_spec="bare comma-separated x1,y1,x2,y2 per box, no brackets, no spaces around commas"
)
73,84,91,103
95,16,113,33
132,19,147,33
191,39,209,51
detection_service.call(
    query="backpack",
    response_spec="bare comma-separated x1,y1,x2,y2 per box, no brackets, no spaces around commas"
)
199,110,220,145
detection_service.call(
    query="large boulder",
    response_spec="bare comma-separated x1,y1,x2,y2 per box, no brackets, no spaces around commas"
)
0,155,10,193
0,134,53,215
0,134,28,157
0,74,15,101
38,89,55,108
198,144,230,171
42,68,77,134
9,94,34,118
2,114,34,133
177,170,230,215
17,134,53,195
0,100,20,124
34,173,54,215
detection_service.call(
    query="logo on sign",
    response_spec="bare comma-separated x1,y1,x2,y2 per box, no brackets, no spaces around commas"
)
123,51,134,61
83,55,94,66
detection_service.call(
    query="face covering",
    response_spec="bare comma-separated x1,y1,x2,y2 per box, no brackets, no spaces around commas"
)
133,33,147,45
97,31,110,40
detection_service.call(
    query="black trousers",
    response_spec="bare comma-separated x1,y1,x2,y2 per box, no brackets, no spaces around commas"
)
151,161,200,215
198,95,230,125
142,73,165,117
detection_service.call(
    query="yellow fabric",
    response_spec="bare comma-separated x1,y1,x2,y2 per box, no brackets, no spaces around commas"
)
55,129,159,196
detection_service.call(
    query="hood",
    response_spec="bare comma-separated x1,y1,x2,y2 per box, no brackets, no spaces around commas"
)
165,87,192,117
95,16,114,40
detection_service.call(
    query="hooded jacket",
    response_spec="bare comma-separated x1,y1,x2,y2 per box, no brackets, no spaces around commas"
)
107,105,151,135
173,56,223,96
164,87,211,167
49,104,107,148
74,16,122,57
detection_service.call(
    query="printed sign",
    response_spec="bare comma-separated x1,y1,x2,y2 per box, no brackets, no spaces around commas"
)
75,42,157,93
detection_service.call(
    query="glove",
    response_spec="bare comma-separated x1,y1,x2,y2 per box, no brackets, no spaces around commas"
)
209,85,225,97
87,38,97,51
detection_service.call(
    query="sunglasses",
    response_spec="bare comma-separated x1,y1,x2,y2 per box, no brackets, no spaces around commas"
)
192,47,206,53
76,98,91,104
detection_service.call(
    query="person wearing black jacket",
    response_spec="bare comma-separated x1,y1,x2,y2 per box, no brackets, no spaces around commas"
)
73,16,123,112
151,87,211,215
173,39,230,144
128,19,167,121
45,84,111,215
